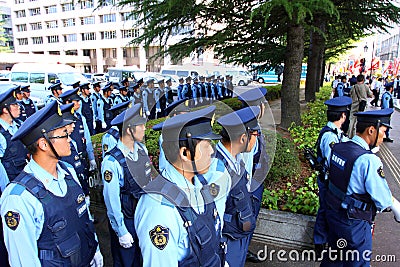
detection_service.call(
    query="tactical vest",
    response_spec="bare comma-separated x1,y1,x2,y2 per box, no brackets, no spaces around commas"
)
70,114,88,163
177,84,184,100
326,142,377,223
20,98,36,118
132,92,142,105
250,134,269,193
102,97,113,125
0,124,28,181
315,126,339,182
80,97,94,124
382,92,394,108
12,163,97,266
17,102,27,122
145,88,155,108
108,127,120,141
215,151,256,239
199,83,206,98
143,174,222,267
61,144,89,195
184,83,192,99
106,144,152,218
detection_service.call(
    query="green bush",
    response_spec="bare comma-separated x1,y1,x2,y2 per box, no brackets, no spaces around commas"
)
265,85,281,101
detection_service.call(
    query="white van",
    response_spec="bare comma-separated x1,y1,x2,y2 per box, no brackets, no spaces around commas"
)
11,63,89,107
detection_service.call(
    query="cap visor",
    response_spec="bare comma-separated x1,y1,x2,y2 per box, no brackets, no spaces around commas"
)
49,119,73,131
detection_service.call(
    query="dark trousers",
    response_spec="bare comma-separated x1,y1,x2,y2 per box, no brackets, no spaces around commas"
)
370,90,379,107
314,179,328,245
108,218,142,267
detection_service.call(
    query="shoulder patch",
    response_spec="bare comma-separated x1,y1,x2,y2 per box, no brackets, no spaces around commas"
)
104,170,113,182
377,166,385,178
209,183,220,198
329,141,336,148
149,225,169,250
9,184,26,196
103,144,108,152
5,211,20,230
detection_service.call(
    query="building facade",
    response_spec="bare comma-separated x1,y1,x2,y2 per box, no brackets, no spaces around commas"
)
0,0,14,51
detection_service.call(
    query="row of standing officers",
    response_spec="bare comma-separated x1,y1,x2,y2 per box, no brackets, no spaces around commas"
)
0,82,267,267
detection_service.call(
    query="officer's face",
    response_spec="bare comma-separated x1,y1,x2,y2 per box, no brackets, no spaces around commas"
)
9,103,21,118
121,90,128,96
194,140,215,174
246,131,259,152
72,100,80,110
132,124,146,142
49,126,71,157
376,126,388,147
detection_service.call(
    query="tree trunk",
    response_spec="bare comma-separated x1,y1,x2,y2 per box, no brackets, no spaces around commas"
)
316,40,326,91
305,17,326,101
280,22,304,129
319,56,326,88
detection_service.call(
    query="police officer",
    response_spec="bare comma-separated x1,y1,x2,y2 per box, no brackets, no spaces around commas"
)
19,85,37,120
131,83,142,105
102,103,150,267
135,106,223,266
0,86,28,182
45,82,63,105
192,77,200,106
80,82,96,135
177,77,184,100
154,79,163,118
312,96,352,257
205,75,215,103
142,79,156,120
13,86,26,122
182,76,192,104
323,108,397,266
237,87,270,263
165,78,174,105
114,86,130,106
213,106,261,267
91,82,102,134
101,101,132,158
0,101,103,267
199,76,207,104
381,84,394,142
97,83,114,132
157,79,167,117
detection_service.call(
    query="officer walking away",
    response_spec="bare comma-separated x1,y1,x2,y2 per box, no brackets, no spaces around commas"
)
91,82,102,134
45,82,63,105
164,78,174,106
0,86,28,182
181,76,193,104
323,108,398,266
80,82,96,135
0,101,103,267
97,83,114,132
142,79,156,120
381,83,394,142
311,96,351,258
135,106,223,266
214,106,261,267
177,77,184,100
102,103,150,267
101,101,132,158
19,85,37,120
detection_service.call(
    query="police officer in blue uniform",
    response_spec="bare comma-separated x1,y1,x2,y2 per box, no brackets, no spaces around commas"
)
91,82,102,134
114,85,130,106
130,83,143,105
177,77,184,100
182,76,192,103
135,106,223,267
80,82,96,135
212,106,260,267
312,96,352,257
19,85,37,120
0,86,28,182
323,108,397,266
101,101,132,158
381,84,394,142
0,101,103,267
45,82,63,105
142,79,156,119
102,103,151,267
165,78,174,105
97,83,114,132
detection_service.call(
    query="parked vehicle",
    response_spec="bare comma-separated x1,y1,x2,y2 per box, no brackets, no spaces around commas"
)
0,82,44,108
107,66,146,85
83,73,107,82
10,63,89,108
0,71,11,81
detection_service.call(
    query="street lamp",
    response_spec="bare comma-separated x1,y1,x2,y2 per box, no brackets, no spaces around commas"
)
364,43,368,53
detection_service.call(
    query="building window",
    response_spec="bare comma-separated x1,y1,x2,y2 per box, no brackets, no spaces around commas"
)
83,49,90,56
100,14,116,23
112,48,117,58
133,47,139,57
101,0,116,6
46,20,58,29
102,49,106,58
92,49,97,58
49,51,60,55
62,3,75,12
15,10,26,18
123,48,127,57
30,22,42,30
63,18,75,27
16,24,27,32
82,32,96,41
101,31,116,40
66,50,78,56
45,5,57,14
122,29,139,38
29,8,41,16
80,16,95,25
80,0,94,9
32,37,43,44
17,38,28,45
15,0,24,3
64,34,77,42
121,12,135,21
47,35,59,43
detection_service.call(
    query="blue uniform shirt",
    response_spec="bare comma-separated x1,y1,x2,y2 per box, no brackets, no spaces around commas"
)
381,91,392,109
135,161,213,267
0,159,92,267
344,135,393,211
74,110,95,161
320,121,348,169
97,95,113,124
102,140,147,237
0,118,20,182
101,126,119,158
80,95,96,122
90,92,101,121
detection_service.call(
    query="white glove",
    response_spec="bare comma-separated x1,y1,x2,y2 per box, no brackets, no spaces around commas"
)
200,97,203,103
90,250,104,267
156,108,161,113
119,232,134,248
194,100,198,106
101,122,107,129
391,197,400,223
146,111,150,116
93,121,96,130
205,97,209,101
89,159,97,171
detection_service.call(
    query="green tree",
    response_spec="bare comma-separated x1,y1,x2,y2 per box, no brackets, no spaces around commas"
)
115,0,335,128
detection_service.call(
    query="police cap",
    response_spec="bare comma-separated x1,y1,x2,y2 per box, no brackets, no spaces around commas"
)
0,86,20,107
110,100,132,115
101,82,113,92
178,77,184,82
217,106,260,134
324,96,352,112
355,108,394,128
92,81,101,88
165,98,190,116
60,103,76,123
80,82,90,90
136,78,144,86
59,88,81,103
20,85,31,93
146,79,154,85
121,77,129,84
48,82,62,92
156,106,221,142
11,101,71,146
118,86,127,91
238,87,267,106
111,103,146,127
70,81,80,88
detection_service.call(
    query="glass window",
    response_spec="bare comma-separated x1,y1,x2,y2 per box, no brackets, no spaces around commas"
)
100,14,116,23
16,24,27,32
15,0,24,4
15,10,26,18
101,31,116,40
30,73,45,84
62,3,75,12
47,73,58,83
32,37,43,44
64,34,77,42
45,5,57,14
82,32,96,41
11,72,29,82
17,38,28,45
112,48,117,58
29,8,41,16
46,21,58,29
121,12,135,21
63,18,75,27
80,0,94,9
30,22,42,30
47,35,59,43
80,16,95,25
121,29,139,38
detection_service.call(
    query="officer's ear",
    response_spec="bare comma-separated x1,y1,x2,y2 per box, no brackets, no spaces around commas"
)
179,147,191,161
368,126,375,136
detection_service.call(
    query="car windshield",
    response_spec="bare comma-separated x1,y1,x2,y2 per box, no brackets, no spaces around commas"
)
58,72,88,85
